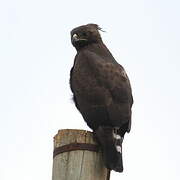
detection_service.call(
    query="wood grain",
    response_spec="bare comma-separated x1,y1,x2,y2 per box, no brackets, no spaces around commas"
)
52,129,110,180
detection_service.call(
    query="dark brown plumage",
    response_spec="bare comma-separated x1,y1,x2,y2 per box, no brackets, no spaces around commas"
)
70,24,133,172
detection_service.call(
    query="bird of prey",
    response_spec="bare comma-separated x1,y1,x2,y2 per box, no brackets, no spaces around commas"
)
70,24,133,172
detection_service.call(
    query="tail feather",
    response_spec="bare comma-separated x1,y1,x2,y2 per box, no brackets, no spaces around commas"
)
95,126,124,172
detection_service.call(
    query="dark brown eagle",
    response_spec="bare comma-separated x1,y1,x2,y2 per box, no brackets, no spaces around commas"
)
70,24,133,172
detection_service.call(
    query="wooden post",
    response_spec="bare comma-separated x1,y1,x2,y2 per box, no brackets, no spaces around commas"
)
52,129,110,180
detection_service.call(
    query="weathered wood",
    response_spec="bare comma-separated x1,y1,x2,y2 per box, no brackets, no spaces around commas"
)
52,129,110,180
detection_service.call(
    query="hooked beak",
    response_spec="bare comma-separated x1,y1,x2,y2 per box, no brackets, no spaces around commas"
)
72,33,87,44
72,34,79,42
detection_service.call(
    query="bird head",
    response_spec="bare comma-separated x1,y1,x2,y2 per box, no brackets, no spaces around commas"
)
71,24,104,50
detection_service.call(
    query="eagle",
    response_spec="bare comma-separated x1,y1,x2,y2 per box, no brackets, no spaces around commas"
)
70,24,133,172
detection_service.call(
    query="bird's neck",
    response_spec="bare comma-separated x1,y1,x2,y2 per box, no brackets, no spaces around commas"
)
78,42,116,62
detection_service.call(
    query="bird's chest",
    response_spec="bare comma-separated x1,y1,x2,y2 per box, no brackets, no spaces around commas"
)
71,59,97,93
71,60,108,105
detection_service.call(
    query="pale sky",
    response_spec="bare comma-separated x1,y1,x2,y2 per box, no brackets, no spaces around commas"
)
0,0,180,180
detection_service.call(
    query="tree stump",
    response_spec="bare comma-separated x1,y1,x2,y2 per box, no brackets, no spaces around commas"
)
52,129,110,180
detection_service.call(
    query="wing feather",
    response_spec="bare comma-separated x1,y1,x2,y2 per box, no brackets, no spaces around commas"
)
79,50,133,132
80,50,133,105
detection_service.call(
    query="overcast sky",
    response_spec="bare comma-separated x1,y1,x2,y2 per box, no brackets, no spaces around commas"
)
0,0,180,180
